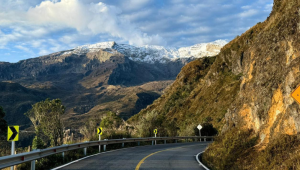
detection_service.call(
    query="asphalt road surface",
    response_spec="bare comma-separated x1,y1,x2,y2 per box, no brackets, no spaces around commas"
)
53,142,210,170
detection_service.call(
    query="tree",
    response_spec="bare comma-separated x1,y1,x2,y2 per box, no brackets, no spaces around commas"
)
0,106,9,156
0,106,8,140
25,99,65,147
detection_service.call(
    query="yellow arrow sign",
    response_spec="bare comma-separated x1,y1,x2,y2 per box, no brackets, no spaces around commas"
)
7,126,19,141
154,129,157,134
291,85,300,105
97,127,103,135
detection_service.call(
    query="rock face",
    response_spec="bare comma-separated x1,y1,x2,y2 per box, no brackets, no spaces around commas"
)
129,0,300,169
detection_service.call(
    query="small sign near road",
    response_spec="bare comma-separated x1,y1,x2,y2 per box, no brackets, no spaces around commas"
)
154,129,157,134
7,126,19,141
197,124,202,130
97,127,103,135
291,85,300,105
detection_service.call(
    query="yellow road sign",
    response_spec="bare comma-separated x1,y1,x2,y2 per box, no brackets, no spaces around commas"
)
291,85,300,105
154,129,157,134
7,126,19,141
97,127,103,135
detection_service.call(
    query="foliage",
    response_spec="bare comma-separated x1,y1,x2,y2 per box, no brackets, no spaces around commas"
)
253,134,300,170
0,106,7,139
25,99,65,147
32,136,46,150
203,128,258,170
79,117,100,140
100,111,123,129
0,106,10,157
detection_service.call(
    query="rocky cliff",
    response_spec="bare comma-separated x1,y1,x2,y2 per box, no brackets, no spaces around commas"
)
129,0,300,169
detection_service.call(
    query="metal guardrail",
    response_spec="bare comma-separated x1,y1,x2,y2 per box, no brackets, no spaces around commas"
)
0,136,214,169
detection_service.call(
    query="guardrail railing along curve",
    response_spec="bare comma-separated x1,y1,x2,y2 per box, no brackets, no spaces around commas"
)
0,136,214,169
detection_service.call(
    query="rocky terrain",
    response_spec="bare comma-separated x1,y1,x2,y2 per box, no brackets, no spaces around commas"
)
0,41,225,130
129,0,300,169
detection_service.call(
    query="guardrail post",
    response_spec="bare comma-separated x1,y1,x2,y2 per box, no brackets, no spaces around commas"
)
30,149,37,170
84,148,87,156
62,152,65,163
122,138,125,147
175,139,177,143
164,140,166,144
31,160,35,170
84,141,87,156
104,139,107,151
204,137,206,142
152,140,154,145
99,134,101,153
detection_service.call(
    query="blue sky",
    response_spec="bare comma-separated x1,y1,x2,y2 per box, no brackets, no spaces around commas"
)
0,0,273,63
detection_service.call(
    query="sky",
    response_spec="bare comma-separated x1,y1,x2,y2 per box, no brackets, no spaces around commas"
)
0,0,273,63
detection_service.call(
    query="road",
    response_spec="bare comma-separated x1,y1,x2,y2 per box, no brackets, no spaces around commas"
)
53,142,210,170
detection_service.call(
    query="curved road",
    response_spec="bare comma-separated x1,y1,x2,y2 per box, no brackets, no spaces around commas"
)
53,142,210,170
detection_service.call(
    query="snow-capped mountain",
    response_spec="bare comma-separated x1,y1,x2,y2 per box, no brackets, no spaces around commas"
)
62,40,227,64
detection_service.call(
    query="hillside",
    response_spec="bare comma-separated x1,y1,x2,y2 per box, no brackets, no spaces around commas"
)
0,41,225,129
128,0,300,169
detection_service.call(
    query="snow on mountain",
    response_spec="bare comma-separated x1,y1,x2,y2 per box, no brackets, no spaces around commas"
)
62,40,227,64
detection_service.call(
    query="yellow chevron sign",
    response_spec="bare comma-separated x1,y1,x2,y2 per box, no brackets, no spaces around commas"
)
7,126,19,141
291,85,300,105
97,127,103,135
154,129,157,134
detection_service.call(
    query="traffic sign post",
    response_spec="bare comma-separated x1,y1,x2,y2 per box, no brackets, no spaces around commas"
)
97,127,103,153
197,124,202,142
154,129,157,145
8,126,19,170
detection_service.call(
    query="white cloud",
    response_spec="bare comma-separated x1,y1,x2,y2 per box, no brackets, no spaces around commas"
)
0,0,163,47
239,9,259,18
15,45,34,54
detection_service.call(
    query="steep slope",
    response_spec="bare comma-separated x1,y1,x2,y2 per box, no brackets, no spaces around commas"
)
129,0,300,169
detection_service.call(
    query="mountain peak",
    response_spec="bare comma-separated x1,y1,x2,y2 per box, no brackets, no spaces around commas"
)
61,40,227,63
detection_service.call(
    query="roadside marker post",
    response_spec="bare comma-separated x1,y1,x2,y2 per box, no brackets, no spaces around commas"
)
8,126,19,170
11,141,15,170
197,124,202,142
97,127,103,153
154,129,157,145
